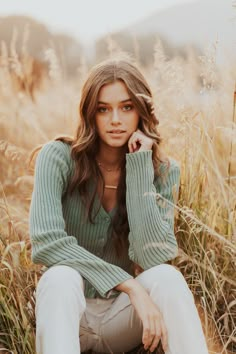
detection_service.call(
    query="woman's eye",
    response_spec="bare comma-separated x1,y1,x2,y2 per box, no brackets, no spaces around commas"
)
97,106,108,113
122,105,133,111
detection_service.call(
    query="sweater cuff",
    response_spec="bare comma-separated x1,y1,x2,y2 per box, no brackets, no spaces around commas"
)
126,150,153,166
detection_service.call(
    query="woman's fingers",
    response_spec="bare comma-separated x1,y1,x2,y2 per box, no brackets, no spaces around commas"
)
128,132,140,153
145,316,156,350
142,316,160,352
132,139,137,152
148,318,161,352
160,318,168,352
142,318,150,348
142,314,168,353
128,138,135,152
128,129,154,153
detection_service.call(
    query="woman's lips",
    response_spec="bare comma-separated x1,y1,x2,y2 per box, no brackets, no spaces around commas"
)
108,130,126,137
108,130,126,133
108,131,126,137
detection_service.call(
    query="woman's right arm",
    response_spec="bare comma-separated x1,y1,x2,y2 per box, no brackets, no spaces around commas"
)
115,279,168,353
29,141,133,298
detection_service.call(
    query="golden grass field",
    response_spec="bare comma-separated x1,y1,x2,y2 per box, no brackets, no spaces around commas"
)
0,37,235,354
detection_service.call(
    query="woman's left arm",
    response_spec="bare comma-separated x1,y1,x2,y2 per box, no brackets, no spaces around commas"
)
126,130,181,270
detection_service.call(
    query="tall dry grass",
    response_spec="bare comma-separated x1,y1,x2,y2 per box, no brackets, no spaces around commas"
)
0,32,235,354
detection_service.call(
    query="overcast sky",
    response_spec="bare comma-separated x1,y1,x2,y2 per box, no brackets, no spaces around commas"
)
0,0,197,43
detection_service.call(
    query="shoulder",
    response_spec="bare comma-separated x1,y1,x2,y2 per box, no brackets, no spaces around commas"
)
36,140,74,173
37,140,72,163
39,140,71,156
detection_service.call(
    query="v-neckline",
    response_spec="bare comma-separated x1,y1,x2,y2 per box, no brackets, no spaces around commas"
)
96,194,117,217
89,180,117,218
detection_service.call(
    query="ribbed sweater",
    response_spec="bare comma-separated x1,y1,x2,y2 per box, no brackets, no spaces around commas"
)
29,140,180,299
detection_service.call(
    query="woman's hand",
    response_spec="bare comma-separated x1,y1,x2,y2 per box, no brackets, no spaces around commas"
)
129,285,168,353
128,129,154,153
115,279,168,352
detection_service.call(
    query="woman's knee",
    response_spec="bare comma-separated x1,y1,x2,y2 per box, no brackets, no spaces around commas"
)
138,264,193,299
35,265,86,328
150,264,193,299
36,265,85,295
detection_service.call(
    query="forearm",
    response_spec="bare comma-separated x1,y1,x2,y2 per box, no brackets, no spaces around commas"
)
126,152,180,268
114,277,146,296
126,151,176,239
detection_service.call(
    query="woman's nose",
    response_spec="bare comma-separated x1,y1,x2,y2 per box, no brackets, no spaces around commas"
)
111,109,121,124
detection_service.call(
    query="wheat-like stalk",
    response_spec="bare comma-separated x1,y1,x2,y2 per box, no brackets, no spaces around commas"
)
44,47,62,82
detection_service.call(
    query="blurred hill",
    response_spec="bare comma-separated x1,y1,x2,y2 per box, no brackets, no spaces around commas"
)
95,0,236,65
95,31,201,66
0,15,83,75
124,0,235,46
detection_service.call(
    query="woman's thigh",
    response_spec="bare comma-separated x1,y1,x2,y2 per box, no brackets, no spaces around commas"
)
99,291,143,353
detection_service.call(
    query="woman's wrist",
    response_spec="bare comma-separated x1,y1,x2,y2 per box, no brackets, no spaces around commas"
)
114,278,144,296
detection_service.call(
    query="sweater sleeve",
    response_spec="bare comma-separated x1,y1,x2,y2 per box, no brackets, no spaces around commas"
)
29,141,133,298
126,150,180,270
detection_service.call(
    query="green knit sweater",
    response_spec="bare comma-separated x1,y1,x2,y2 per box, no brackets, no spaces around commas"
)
29,140,180,299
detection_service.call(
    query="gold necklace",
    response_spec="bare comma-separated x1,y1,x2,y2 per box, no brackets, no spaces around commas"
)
96,160,121,189
96,160,122,172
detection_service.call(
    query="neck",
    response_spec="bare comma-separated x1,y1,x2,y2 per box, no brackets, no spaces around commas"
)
96,143,127,167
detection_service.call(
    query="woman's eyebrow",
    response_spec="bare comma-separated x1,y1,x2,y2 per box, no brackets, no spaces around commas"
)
98,98,132,105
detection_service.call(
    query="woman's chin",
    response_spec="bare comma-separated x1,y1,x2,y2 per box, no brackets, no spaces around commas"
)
104,141,128,150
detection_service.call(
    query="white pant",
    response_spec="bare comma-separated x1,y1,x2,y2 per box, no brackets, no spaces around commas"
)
35,264,209,354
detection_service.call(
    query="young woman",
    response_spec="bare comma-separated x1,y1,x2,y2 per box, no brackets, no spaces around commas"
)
29,58,209,354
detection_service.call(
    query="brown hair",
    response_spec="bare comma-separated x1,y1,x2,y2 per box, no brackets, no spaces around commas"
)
29,58,169,257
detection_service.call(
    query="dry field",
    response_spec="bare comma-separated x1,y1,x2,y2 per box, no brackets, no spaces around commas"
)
0,37,235,354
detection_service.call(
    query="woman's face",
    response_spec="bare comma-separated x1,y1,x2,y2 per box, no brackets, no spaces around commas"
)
95,80,140,149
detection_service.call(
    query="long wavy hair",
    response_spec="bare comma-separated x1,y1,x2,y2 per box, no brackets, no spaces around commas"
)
29,58,169,258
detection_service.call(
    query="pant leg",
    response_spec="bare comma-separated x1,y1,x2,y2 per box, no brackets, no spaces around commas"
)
35,265,86,354
98,264,209,354
146,264,209,354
